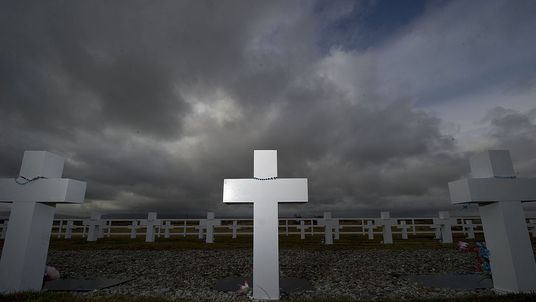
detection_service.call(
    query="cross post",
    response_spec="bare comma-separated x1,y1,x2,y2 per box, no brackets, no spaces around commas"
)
162,220,172,238
84,213,103,241
140,212,161,242
227,220,239,239
317,212,339,245
223,150,308,300
128,219,139,239
398,220,409,239
364,220,375,239
64,220,74,239
374,211,395,244
295,220,309,239
449,150,536,292
0,151,86,293
464,219,475,239
198,212,221,243
432,211,455,243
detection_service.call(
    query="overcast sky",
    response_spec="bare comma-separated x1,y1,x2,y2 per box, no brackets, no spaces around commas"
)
1,0,535,217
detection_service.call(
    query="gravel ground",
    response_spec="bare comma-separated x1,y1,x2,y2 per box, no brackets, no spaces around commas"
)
47,248,493,301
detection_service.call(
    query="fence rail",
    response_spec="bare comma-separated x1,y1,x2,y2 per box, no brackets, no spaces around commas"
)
2,216,535,240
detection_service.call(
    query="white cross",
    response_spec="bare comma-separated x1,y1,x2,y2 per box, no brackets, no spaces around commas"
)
140,212,161,242
198,212,221,243
432,211,455,244
195,223,206,239
364,220,375,240
464,219,475,239
162,220,172,238
84,213,103,242
105,220,112,238
374,211,395,244
128,219,139,239
449,150,536,292
295,220,310,239
227,220,239,239
64,220,74,239
317,212,339,245
0,151,86,293
334,224,341,240
430,223,441,239
398,220,410,239
223,150,308,300
56,220,64,239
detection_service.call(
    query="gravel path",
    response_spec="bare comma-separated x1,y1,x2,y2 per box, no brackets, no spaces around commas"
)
47,248,493,301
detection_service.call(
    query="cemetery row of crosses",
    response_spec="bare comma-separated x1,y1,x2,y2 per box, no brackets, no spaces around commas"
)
0,150,535,300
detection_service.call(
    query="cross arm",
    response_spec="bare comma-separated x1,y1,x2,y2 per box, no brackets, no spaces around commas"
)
223,178,308,204
449,178,536,204
0,178,86,203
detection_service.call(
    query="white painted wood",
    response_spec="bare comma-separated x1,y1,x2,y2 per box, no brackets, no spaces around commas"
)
317,212,339,245
140,212,160,242
128,219,139,239
223,150,308,300
432,211,454,244
64,220,74,239
162,220,172,238
448,150,536,293
364,220,375,239
85,213,102,242
464,219,475,239
227,220,239,239
0,151,86,293
198,212,221,243
398,220,409,239
375,211,395,244
296,220,309,239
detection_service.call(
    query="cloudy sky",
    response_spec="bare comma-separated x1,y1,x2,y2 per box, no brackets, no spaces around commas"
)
1,0,535,217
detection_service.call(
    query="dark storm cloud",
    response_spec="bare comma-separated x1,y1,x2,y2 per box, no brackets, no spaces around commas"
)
1,0,534,217
481,107,536,176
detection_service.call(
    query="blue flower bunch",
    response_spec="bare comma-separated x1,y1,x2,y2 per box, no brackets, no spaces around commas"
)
475,242,491,273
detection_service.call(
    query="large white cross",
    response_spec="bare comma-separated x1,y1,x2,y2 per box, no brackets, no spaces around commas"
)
223,150,308,300
0,151,86,293
449,150,536,292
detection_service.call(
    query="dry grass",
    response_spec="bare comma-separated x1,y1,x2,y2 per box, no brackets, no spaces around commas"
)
39,233,492,251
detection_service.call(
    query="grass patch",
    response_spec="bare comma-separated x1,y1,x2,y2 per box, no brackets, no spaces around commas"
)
37,234,497,251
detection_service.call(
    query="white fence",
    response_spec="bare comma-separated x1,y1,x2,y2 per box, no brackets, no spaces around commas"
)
1,216,534,240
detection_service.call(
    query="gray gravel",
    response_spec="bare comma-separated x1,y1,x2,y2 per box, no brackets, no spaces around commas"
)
47,248,494,301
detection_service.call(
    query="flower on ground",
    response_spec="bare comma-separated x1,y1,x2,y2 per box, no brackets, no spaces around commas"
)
457,241,469,252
